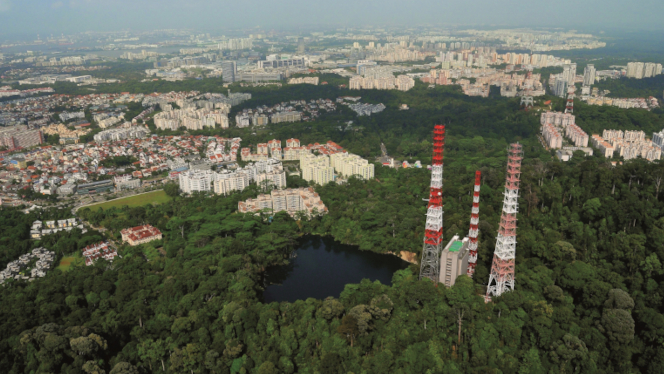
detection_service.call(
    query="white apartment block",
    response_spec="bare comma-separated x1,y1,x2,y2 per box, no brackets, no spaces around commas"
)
213,172,250,195
565,124,589,147
330,153,375,180
541,123,563,149
178,170,217,193
301,154,335,185
154,108,227,131
256,170,287,190
591,134,615,158
539,111,588,149
238,187,328,218
236,114,251,128
652,130,664,150
289,77,319,85
592,130,661,161
271,111,301,124
283,146,309,161
349,74,415,91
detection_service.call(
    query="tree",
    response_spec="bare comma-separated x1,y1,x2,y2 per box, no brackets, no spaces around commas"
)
109,362,139,374
257,361,279,374
337,315,359,347
604,289,635,310
317,297,344,320
164,183,180,197
320,353,344,374
550,334,589,374
82,360,106,374
601,309,635,344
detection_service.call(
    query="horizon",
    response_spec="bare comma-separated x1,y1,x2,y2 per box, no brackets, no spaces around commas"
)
1,0,664,35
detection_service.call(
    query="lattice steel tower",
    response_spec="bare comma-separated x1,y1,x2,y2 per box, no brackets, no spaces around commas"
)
419,125,445,283
565,90,574,114
466,171,482,278
486,143,523,299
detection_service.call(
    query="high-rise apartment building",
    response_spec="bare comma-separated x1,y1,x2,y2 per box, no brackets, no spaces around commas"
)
0,125,44,149
301,154,334,186
222,61,237,83
583,64,596,86
626,62,645,79
644,63,657,78
330,153,375,180
553,78,568,98
178,170,217,194
562,63,577,86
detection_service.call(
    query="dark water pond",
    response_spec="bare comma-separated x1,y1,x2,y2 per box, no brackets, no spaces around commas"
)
263,236,409,303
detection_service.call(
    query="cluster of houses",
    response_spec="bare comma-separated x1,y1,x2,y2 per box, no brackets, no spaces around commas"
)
30,218,86,239
0,247,55,284
82,242,118,266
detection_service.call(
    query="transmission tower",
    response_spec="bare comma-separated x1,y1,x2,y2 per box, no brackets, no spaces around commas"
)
486,143,523,300
466,171,482,278
419,125,445,283
565,89,574,114
520,96,534,109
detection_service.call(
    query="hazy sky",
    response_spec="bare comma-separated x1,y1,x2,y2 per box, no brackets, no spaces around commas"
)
0,0,662,35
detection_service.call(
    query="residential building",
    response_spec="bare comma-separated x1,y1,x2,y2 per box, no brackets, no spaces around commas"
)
213,172,250,195
222,61,237,83
270,111,301,124
238,187,328,218
178,169,217,193
541,123,563,149
583,64,596,86
82,242,118,266
330,153,374,180
0,125,44,149
301,154,335,185
626,62,646,79
256,169,287,190
121,225,163,246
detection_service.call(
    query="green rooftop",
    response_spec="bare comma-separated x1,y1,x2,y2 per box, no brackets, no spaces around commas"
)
449,241,463,252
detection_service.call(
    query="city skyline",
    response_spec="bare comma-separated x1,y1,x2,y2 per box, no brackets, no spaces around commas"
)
1,0,664,34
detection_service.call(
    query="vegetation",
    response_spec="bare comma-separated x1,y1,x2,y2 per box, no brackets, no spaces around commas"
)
56,255,85,272
81,190,172,211
2,74,664,373
594,75,664,99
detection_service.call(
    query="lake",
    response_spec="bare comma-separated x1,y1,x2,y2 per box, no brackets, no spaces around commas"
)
263,236,410,303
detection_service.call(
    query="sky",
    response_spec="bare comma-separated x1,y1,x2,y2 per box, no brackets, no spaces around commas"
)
0,0,663,35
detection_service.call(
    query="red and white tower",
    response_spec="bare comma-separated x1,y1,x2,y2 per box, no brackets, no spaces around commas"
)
466,171,481,278
419,125,445,283
565,89,574,114
486,143,523,300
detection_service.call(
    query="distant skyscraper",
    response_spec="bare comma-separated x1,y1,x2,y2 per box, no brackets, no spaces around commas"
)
222,61,236,83
644,63,657,78
626,62,645,79
583,64,596,86
563,63,577,86
554,78,568,98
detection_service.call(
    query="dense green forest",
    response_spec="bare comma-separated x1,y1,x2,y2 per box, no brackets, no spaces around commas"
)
594,75,664,99
2,77,664,373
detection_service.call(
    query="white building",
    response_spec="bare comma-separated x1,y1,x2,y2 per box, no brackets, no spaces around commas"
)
178,170,217,193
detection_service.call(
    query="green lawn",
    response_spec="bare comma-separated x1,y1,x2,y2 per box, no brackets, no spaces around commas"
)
57,256,84,272
84,190,172,211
